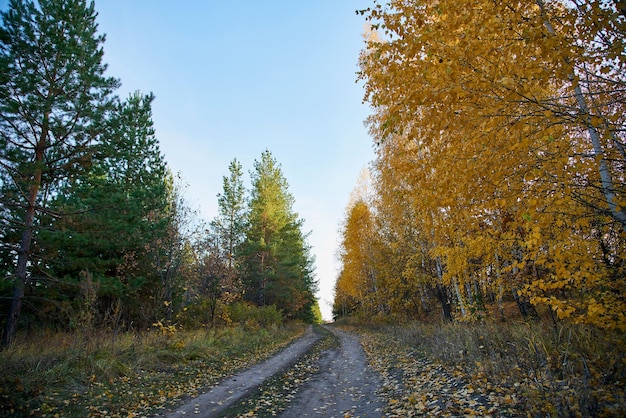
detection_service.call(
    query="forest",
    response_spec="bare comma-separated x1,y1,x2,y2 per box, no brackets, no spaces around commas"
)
329,2,626,413
333,0,626,330
1,0,625,416
0,0,320,349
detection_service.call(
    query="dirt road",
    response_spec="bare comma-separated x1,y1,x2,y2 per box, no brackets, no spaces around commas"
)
164,326,321,418
163,325,385,418
280,326,385,417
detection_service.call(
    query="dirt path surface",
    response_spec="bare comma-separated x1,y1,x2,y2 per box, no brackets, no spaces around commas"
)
163,325,385,418
164,326,321,418
279,326,385,418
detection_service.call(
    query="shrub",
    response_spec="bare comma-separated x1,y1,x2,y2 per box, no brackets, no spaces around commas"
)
228,302,283,328
175,297,231,329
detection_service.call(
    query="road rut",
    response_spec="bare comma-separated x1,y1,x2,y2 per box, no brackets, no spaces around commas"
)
163,325,385,417
280,326,385,417
164,326,321,417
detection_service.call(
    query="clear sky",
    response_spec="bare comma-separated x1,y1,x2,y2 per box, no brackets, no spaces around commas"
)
91,1,375,321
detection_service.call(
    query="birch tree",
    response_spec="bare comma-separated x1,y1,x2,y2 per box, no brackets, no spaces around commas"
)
351,0,625,327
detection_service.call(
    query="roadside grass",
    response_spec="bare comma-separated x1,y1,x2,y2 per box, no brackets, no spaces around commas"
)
349,318,625,417
0,322,306,417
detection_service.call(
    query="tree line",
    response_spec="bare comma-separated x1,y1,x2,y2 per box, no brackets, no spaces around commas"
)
334,0,625,329
0,0,318,348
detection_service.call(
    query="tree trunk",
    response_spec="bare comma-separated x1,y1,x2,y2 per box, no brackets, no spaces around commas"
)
435,284,453,321
209,297,217,328
512,287,539,320
258,253,266,307
3,192,39,346
2,270,26,348
165,286,173,323
433,256,453,321
453,279,467,317
498,282,505,321
571,82,626,232
2,114,47,348
494,252,505,321
419,285,430,318
536,0,626,232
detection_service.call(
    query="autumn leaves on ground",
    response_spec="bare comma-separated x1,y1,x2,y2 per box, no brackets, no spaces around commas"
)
2,0,626,417
2,315,624,417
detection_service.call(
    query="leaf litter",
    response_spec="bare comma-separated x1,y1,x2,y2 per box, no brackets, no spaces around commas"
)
354,327,522,417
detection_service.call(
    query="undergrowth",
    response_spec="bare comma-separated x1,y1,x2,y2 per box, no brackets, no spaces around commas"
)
0,322,306,417
351,319,625,417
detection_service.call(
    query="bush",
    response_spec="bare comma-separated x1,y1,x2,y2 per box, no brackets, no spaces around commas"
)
175,297,231,329
228,302,283,328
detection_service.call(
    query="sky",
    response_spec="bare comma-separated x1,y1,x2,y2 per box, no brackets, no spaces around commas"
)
89,1,376,321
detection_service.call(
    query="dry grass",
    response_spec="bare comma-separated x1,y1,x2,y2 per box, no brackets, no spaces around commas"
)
356,318,626,416
0,323,306,417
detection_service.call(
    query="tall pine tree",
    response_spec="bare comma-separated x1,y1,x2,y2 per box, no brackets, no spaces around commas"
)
210,158,246,296
41,92,170,328
0,0,119,346
240,150,316,319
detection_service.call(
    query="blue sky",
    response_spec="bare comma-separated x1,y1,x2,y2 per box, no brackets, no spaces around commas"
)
92,1,375,320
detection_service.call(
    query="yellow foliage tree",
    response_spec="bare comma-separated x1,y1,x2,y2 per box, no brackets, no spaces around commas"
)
334,199,382,317
347,0,626,328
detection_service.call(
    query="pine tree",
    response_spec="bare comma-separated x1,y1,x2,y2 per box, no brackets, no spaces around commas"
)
41,92,170,327
240,150,316,319
0,0,119,346
210,158,246,296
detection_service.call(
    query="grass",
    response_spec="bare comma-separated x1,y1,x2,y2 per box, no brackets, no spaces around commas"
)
350,317,626,417
5,314,624,417
0,322,306,417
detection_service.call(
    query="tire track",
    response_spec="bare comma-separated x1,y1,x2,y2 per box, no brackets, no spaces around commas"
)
163,326,321,418
280,326,385,418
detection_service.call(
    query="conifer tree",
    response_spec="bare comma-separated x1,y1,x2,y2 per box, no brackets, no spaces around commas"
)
240,150,316,319
210,158,246,296
41,92,169,327
0,0,119,346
